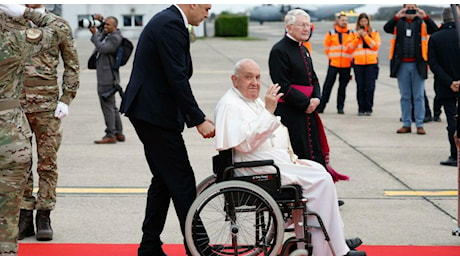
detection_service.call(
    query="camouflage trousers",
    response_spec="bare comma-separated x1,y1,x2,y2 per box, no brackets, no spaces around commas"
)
21,110,62,211
0,108,32,256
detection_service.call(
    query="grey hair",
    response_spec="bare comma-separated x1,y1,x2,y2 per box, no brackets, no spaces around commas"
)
442,6,458,23
233,58,258,76
284,9,310,26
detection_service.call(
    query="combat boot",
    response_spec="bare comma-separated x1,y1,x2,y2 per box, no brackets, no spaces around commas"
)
18,209,35,240
36,210,53,241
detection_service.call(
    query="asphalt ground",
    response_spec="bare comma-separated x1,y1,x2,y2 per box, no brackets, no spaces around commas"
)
19,20,460,251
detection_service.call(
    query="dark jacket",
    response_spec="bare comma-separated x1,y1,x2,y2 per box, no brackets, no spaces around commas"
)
269,36,321,110
383,16,438,79
120,5,205,132
428,22,460,99
268,35,324,164
91,28,122,89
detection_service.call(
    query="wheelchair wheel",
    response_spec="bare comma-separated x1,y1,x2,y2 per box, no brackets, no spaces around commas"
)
185,180,285,256
196,175,216,195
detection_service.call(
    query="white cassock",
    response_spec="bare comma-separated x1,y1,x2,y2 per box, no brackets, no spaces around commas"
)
214,87,350,256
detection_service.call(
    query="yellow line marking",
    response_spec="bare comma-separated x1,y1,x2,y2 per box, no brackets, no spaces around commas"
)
384,190,457,197
33,187,147,194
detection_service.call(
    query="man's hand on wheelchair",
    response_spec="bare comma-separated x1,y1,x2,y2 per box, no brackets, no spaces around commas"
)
197,118,215,138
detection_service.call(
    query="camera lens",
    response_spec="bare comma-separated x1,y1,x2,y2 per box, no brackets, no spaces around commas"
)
78,18,103,28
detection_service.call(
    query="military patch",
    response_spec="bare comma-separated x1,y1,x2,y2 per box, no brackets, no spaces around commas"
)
26,28,42,43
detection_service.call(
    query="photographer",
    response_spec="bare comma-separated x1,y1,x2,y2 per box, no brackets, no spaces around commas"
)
89,14,125,144
383,4,438,135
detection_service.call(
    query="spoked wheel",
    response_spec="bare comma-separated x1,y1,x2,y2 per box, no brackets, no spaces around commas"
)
185,180,284,256
196,175,216,195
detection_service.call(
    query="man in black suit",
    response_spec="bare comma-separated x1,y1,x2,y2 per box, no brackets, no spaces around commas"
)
120,4,214,256
428,5,460,166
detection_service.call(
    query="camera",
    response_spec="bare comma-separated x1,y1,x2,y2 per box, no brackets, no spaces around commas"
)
78,16,104,29
359,25,365,29
405,9,416,15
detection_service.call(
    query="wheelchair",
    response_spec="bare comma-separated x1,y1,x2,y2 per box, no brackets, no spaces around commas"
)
184,150,334,256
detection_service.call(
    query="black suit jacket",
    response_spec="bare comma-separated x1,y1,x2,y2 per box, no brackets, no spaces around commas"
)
428,22,460,99
120,5,205,132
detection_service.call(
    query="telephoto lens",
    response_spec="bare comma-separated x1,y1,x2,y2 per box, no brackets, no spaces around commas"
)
78,18,103,28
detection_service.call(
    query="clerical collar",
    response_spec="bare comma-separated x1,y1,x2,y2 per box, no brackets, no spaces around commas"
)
174,4,188,29
286,33,302,46
232,87,253,102
232,87,264,113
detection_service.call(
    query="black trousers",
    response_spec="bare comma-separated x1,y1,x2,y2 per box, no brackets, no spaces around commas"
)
433,95,442,118
129,117,197,256
353,64,378,113
318,65,351,111
438,98,458,158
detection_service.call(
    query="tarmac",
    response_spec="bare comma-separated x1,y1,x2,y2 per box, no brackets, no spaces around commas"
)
19,20,460,250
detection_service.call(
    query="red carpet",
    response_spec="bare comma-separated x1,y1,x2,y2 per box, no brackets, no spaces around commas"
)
18,243,460,256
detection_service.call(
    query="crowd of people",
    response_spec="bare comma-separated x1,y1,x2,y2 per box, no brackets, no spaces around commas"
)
1,2,459,257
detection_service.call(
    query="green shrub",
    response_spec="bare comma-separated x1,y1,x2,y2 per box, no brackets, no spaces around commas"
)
215,15,248,37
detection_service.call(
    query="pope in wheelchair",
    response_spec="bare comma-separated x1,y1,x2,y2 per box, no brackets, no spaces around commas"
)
185,59,366,256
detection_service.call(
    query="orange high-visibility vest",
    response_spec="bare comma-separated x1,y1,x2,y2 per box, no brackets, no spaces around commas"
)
389,21,429,61
351,29,381,65
303,41,312,54
323,25,354,68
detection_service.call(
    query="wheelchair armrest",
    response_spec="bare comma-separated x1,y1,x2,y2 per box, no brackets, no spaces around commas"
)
222,160,281,191
233,160,275,168
277,184,303,203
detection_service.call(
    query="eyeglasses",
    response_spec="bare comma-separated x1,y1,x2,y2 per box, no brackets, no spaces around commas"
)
292,23,312,28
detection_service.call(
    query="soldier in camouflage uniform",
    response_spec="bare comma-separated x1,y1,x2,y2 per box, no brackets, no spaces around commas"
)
17,4,80,242
0,4,61,255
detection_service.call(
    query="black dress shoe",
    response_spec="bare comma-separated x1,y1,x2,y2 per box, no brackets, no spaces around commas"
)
344,250,367,256
338,200,345,207
440,157,457,167
346,237,363,250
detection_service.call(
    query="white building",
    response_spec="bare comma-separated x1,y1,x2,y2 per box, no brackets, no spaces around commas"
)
47,4,205,39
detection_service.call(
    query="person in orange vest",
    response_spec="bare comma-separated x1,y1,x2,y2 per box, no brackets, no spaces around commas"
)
349,13,381,116
317,13,355,114
383,4,438,135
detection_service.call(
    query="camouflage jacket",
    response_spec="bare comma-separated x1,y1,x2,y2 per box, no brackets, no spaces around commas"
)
0,9,61,102
1,9,61,144
20,10,80,113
